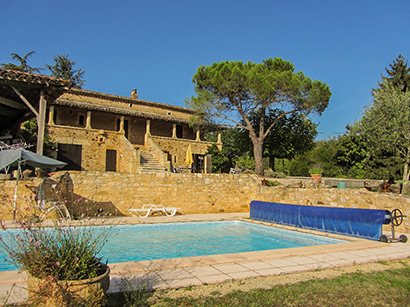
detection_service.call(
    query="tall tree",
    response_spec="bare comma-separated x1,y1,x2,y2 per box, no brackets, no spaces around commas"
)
186,58,331,175
0,51,42,73
358,82,410,191
46,54,85,88
204,128,247,173
244,109,317,170
374,54,410,94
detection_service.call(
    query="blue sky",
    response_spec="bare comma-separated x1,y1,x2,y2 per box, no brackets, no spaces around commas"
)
1,0,409,139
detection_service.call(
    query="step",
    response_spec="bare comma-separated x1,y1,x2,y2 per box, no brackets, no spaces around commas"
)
139,150,166,173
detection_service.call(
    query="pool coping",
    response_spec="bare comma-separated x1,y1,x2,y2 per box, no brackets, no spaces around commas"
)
1,212,410,303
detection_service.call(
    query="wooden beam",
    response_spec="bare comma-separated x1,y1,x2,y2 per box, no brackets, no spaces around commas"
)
36,91,46,155
10,85,39,117
0,96,27,110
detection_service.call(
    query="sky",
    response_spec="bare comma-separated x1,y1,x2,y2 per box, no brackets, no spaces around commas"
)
1,0,409,139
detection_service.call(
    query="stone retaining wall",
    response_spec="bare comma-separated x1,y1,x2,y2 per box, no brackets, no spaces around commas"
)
1,172,409,233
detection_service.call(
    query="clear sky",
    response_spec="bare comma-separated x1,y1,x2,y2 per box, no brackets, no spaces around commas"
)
1,0,409,139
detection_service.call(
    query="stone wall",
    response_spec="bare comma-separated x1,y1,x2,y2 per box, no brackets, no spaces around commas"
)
49,125,138,173
1,172,409,233
150,136,215,168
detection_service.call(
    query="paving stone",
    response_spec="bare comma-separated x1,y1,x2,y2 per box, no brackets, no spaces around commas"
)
255,267,287,276
197,274,233,284
156,268,194,280
228,271,261,280
240,261,276,270
212,263,250,274
185,266,223,277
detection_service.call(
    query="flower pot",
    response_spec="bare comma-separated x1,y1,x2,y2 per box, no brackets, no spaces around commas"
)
310,174,322,184
27,263,110,306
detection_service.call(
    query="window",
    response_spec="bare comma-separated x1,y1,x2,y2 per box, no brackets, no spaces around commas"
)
176,125,183,138
79,115,85,127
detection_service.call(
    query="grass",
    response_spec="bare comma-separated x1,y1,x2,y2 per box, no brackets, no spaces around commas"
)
152,265,410,307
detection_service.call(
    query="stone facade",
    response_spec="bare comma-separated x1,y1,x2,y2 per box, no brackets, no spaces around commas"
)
1,172,408,234
47,89,222,173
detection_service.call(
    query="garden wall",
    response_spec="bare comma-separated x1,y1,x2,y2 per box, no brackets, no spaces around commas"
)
0,172,409,233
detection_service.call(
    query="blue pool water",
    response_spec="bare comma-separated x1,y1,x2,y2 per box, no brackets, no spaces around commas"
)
0,221,346,271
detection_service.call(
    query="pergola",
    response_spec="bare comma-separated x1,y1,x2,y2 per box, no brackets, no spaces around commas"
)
0,68,71,154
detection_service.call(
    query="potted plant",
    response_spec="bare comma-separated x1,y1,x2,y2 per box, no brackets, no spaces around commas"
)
309,165,323,184
0,213,115,305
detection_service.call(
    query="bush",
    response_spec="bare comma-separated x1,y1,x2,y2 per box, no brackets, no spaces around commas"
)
0,218,116,281
264,170,287,178
266,180,281,187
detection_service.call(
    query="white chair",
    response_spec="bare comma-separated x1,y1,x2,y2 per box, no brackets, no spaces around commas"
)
128,204,180,218
36,182,71,220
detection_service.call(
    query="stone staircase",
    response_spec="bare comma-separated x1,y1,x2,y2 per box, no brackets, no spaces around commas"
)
138,150,167,173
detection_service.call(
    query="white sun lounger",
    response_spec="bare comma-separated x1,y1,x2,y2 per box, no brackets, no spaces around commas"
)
128,204,180,218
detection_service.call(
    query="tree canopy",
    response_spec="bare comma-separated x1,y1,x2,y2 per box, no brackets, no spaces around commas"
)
352,55,410,192
244,109,317,170
46,54,86,89
374,54,410,94
0,51,42,73
360,83,410,183
186,58,331,175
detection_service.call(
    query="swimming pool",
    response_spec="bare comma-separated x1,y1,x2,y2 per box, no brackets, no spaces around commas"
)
0,220,346,271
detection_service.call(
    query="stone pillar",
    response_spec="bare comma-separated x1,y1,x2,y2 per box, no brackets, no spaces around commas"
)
196,130,201,141
217,132,223,150
146,119,151,136
85,111,92,129
119,116,125,133
48,105,55,125
172,123,177,138
145,119,151,145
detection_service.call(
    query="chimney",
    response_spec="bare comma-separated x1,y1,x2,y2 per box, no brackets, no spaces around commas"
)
131,89,138,99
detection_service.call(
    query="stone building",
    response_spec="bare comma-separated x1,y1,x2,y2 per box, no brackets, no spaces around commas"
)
47,88,222,173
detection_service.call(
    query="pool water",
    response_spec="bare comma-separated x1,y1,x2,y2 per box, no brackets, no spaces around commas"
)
0,221,346,271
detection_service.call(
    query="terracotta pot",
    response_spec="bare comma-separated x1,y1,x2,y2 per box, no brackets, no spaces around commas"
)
27,264,110,306
310,174,322,184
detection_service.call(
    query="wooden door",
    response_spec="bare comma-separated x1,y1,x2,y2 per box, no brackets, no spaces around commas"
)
57,144,82,171
106,149,117,172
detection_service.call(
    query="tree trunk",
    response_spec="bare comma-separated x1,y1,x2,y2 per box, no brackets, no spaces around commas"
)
269,156,275,171
402,147,410,194
252,138,264,175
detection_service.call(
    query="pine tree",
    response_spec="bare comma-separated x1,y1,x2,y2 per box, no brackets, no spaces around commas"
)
46,54,85,89
374,54,410,94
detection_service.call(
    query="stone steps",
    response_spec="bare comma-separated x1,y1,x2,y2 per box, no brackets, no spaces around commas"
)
139,150,166,173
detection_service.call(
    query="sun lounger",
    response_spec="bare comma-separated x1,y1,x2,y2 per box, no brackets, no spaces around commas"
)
128,204,180,218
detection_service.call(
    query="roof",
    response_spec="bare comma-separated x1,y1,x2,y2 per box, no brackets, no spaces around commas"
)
0,68,71,133
65,88,195,113
54,88,196,124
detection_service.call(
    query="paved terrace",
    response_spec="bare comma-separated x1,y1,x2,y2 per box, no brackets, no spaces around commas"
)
1,213,410,304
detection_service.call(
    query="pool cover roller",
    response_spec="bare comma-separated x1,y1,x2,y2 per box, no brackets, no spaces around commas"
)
250,201,391,241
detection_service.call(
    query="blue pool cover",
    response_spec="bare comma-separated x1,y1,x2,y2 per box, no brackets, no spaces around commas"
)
250,201,391,241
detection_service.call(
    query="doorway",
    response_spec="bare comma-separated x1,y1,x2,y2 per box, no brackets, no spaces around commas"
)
57,144,82,171
106,149,117,172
